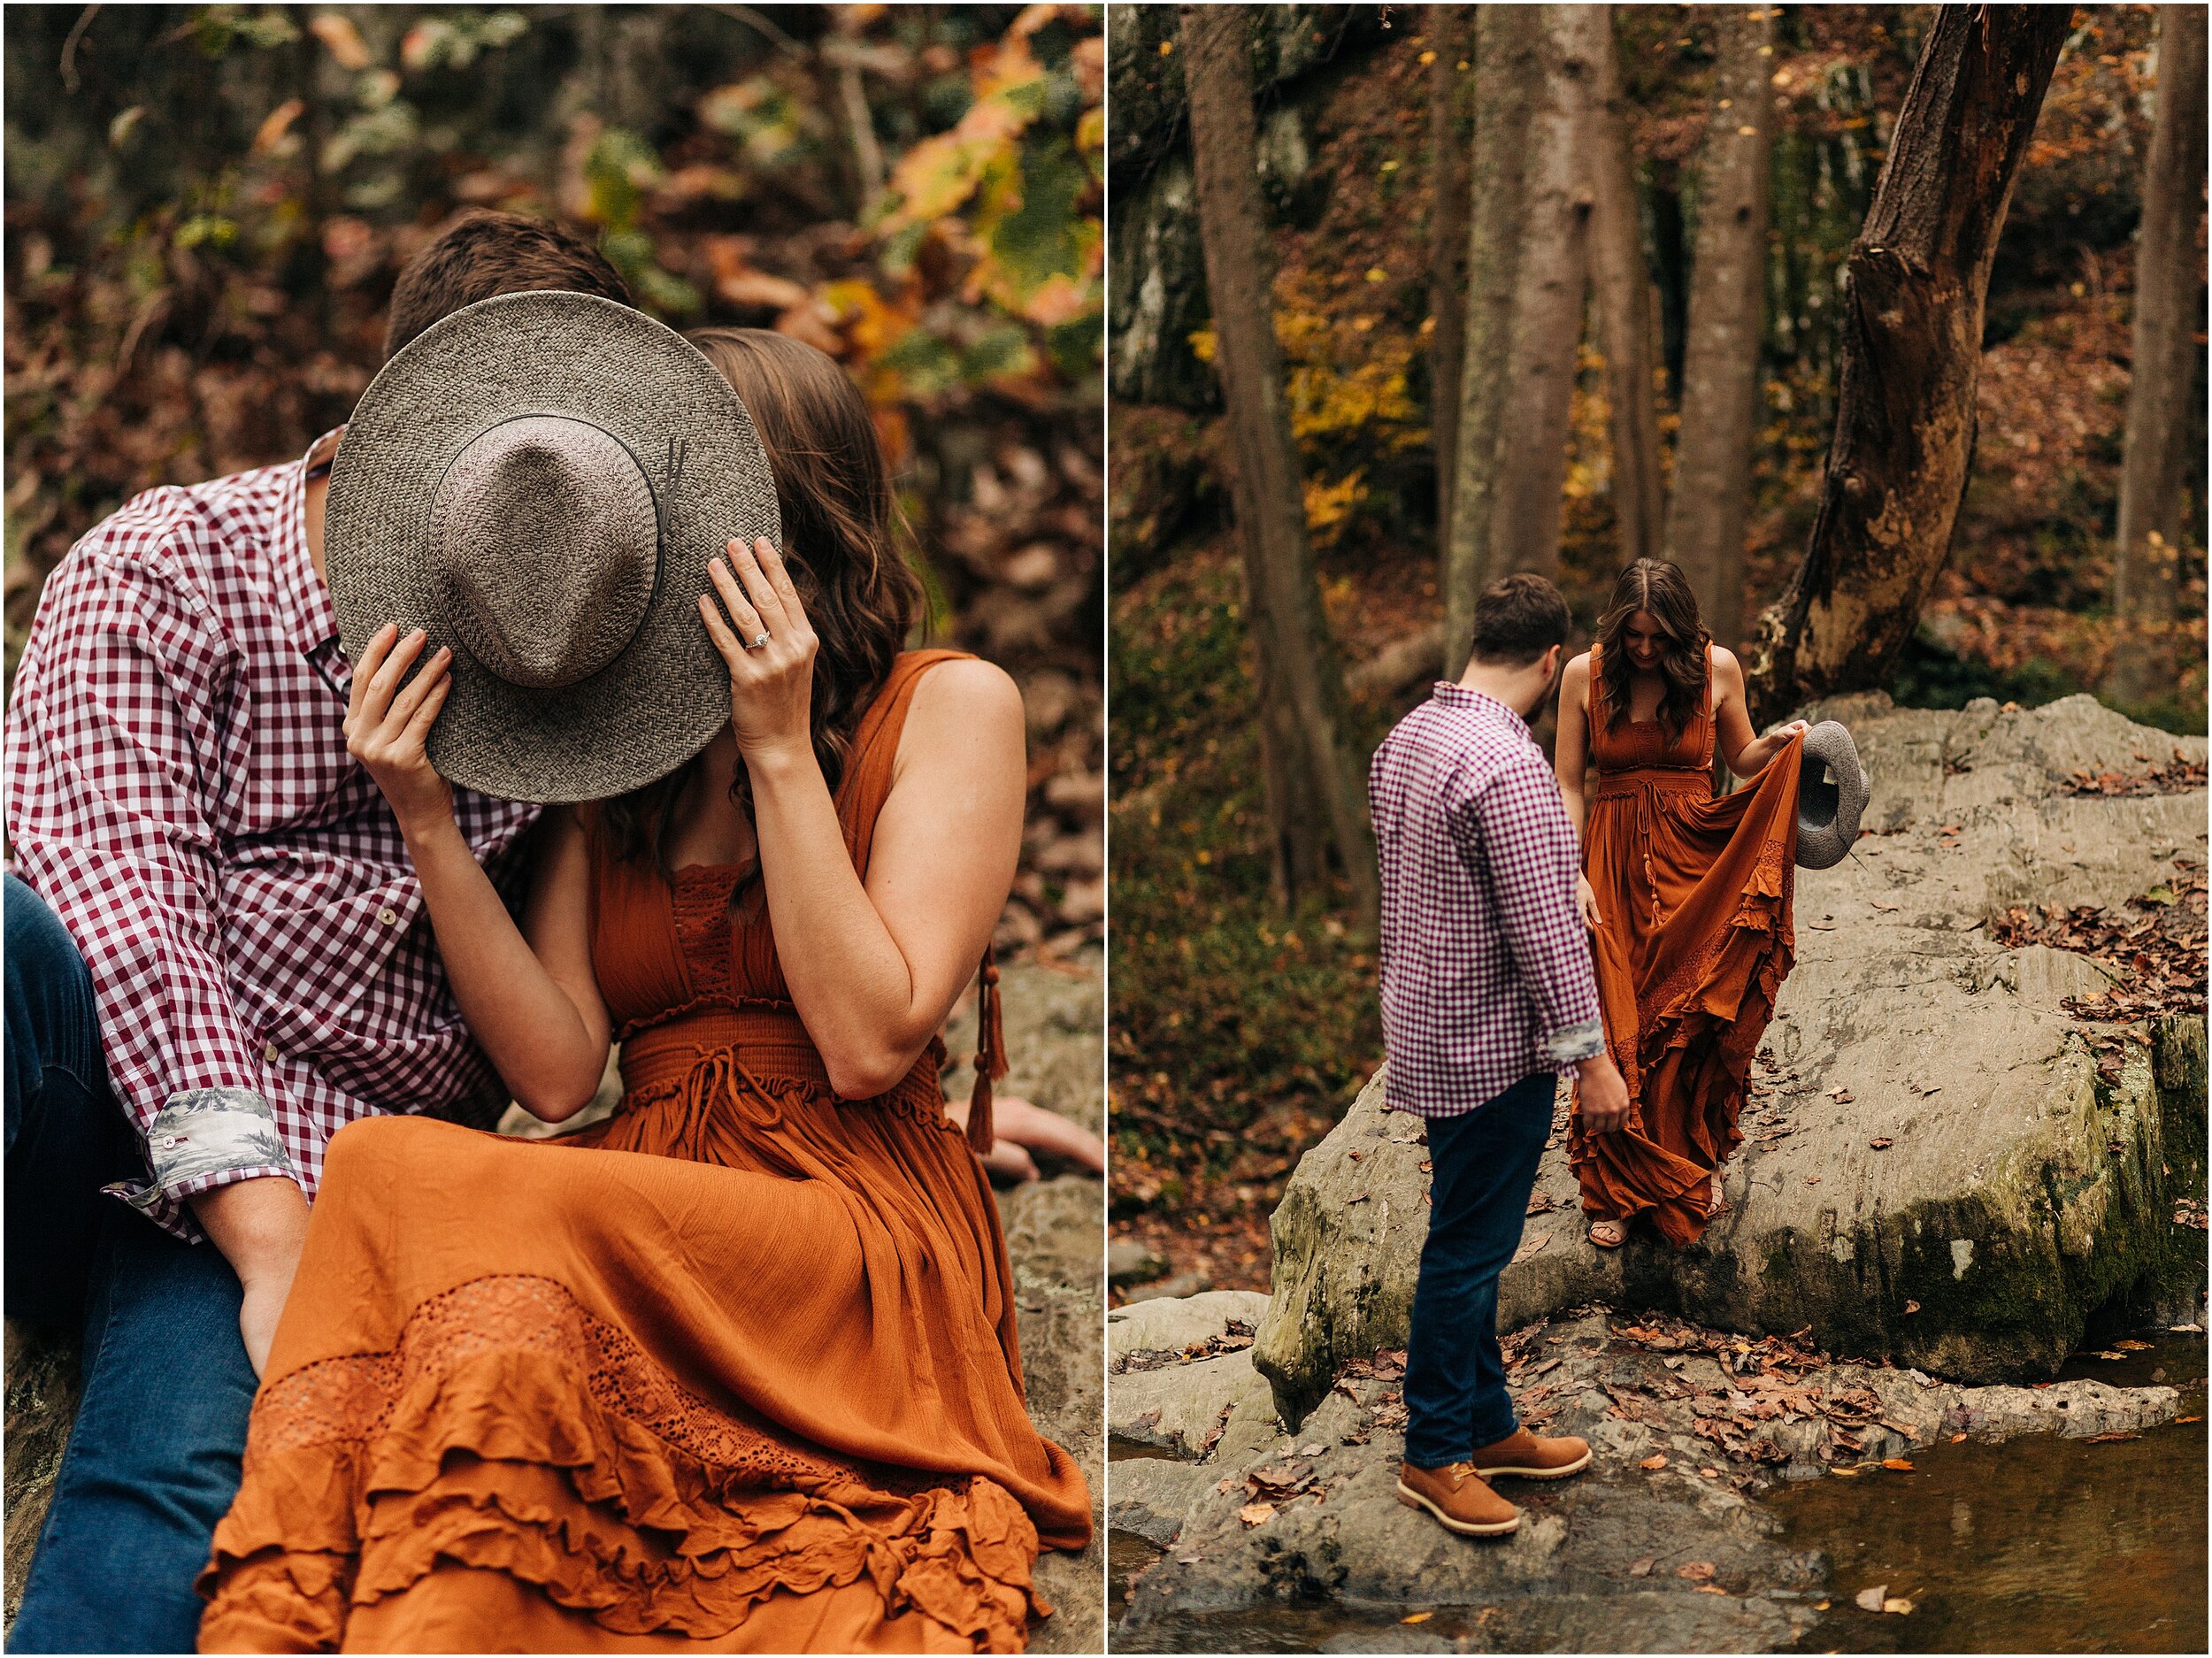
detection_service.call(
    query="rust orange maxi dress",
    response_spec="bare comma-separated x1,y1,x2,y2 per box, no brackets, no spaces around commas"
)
1568,644,1803,1247
196,650,1091,1654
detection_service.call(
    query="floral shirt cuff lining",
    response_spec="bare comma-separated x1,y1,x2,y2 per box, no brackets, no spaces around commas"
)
1546,1018,1606,1070
103,1087,300,1217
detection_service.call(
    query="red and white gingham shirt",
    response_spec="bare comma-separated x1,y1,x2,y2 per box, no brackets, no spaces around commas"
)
4,431,540,1238
1370,682,1604,1117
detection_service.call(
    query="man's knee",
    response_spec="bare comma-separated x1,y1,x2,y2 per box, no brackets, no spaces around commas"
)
4,875,101,1094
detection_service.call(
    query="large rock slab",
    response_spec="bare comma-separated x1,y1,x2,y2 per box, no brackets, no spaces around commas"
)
1256,697,2208,1424
986,948,1107,1651
1110,1301,2186,1651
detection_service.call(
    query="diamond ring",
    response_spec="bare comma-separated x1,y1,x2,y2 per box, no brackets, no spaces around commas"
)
749,631,770,649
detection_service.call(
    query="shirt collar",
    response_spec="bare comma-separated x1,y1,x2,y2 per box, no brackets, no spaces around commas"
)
272,426,344,659
1431,679,1532,737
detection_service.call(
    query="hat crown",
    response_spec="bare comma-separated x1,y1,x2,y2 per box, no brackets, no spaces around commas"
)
426,413,659,691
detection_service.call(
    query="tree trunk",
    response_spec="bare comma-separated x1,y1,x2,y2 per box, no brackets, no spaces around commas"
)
1586,4,1663,567
1743,6,2072,725
1486,4,1601,585
1666,3,1775,650
1427,4,1471,546
1442,4,1541,678
1179,4,1379,932
2104,3,2207,710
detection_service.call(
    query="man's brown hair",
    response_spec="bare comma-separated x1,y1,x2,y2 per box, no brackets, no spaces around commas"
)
1468,572,1572,667
382,209,635,358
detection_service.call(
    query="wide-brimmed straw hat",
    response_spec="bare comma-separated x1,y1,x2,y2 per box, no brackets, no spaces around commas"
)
324,289,779,804
1795,720,1868,870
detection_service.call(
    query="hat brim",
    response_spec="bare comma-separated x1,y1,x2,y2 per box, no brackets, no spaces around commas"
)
1795,720,1868,870
325,290,779,804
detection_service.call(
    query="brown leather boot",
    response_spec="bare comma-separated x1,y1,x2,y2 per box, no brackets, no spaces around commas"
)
1395,1461,1520,1537
1469,1426,1592,1479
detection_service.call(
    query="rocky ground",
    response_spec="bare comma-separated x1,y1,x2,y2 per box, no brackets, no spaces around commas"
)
1257,696,2209,1422
1108,1291,2193,1651
3,951,1105,1648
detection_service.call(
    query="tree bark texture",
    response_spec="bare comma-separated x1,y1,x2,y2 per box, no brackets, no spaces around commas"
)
1443,4,1541,678
1486,4,1601,590
1179,4,1379,930
1666,3,1775,650
2105,4,2208,709
1743,6,2072,725
1427,4,1471,547
1586,4,1664,569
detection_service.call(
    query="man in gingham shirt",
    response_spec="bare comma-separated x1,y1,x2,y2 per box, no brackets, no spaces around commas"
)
1370,574,1632,1540
1,211,635,1652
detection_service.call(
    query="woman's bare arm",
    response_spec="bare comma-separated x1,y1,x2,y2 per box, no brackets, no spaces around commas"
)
703,539,1024,1101
344,626,611,1121
1555,651,1594,839
1710,648,1806,779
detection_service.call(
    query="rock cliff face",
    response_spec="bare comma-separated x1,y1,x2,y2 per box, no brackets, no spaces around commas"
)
1106,3,1381,409
4,954,1105,1648
1256,696,2208,1426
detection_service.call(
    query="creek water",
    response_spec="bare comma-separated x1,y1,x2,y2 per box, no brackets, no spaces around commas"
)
1109,1332,2208,1654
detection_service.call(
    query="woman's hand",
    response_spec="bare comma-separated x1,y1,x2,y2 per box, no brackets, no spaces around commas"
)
345,624,455,841
1576,872,1603,932
947,1094,1109,1184
1750,719,1809,773
700,537,818,765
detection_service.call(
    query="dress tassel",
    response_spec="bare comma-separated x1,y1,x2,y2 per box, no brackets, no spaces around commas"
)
968,948,1008,1154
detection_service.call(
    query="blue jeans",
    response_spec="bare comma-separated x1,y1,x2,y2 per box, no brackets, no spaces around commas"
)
1401,1071,1555,1470
4,874,257,1654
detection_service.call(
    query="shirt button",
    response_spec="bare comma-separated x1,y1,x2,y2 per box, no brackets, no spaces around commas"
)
264,1041,280,1063
160,1135,179,1149
378,907,398,925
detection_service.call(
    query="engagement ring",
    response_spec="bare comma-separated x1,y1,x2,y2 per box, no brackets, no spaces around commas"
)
749,631,770,649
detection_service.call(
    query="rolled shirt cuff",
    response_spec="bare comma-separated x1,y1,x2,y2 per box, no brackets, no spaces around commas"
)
1545,1017,1606,1073
102,1087,301,1237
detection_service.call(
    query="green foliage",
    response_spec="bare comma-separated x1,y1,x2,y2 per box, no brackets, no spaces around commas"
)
6,4,1103,690
1110,551,1381,1197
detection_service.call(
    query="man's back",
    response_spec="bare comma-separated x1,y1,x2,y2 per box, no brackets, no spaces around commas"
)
4,443,537,1233
1371,683,1602,1117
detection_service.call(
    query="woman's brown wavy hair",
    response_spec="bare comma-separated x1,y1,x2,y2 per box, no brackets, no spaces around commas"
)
601,327,926,870
1594,558,1710,739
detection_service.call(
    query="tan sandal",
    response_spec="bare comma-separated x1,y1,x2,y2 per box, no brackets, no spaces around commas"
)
1587,1219,1626,1249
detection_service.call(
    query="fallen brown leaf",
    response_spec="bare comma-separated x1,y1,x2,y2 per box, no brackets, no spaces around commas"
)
1855,1585,1887,1611
1883,1598,1915,1616
1677,1561,1716,1582
1870,1137,1893,1149
1903,1300,1921,1314
1402,1612,1432,1625
1238,1501,1276,1526
2085,1431,2139,1444
1639,1453,1669,1470
1882,1457,1915,1470
1950,1432,1967,1443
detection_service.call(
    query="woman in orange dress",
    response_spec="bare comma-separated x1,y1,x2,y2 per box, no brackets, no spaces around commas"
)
196,331,1090,1653
1554,559,1808,1250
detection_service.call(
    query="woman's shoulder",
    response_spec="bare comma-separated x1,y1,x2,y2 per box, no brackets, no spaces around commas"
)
1708,643,1744,687
1564,649,1594,684
903,653,1023,738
